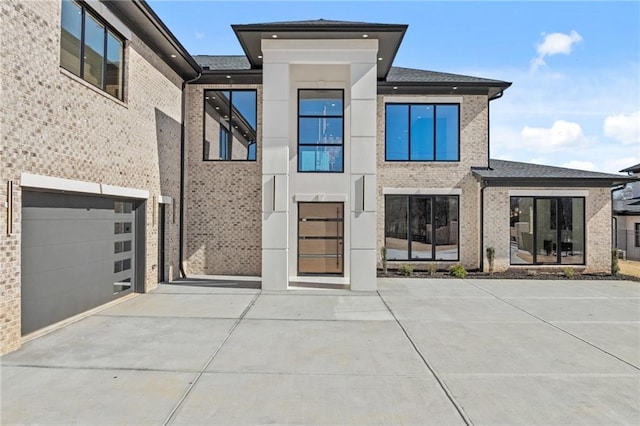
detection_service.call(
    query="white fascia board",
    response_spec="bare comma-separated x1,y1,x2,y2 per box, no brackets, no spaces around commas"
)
508,189,589,197
20,173,101,194
383,187,462,195
293,193,349,202
101,184,149,199
20,173,150,199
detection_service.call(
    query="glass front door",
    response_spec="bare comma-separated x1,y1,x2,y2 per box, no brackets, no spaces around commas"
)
298,202,344,275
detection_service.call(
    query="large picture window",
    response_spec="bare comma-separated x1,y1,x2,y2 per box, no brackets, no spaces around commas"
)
203,90,257,161
298,89,344,172
510,197,585,265
60,0,124,100
385,195,459,261
385,104,459,161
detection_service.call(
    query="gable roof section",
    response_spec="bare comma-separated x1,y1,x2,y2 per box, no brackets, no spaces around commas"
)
473,159,637,187
382,66,510,98
231,19,407,79
195,55,251,70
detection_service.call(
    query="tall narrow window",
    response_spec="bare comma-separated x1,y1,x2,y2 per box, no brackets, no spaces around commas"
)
203,90,257,161
385,195,459,261
385,103,459,161
59,0,124,100
298,89,344,172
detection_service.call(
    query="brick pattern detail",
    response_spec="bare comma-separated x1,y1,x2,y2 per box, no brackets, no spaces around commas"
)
376,95,489,271
483,187,612,273
184,84,262,276
0,0,183,354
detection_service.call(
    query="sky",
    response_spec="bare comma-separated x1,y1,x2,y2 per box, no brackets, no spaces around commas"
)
147,0,640,174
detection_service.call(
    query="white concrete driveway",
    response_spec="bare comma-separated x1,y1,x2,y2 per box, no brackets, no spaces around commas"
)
2,277,639,425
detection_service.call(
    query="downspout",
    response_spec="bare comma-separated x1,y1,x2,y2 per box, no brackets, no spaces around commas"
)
479,180,487,271
179,72,202,278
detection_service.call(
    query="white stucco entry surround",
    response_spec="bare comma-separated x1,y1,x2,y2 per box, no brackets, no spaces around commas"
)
261,38,379,291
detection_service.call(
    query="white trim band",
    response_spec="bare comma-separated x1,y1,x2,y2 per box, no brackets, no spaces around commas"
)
508,189,589,197
383,187,462,195
20,173,149,199
293,193,349,202
384,96,463,104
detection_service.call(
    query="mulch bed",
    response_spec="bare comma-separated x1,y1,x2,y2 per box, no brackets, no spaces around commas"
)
378,268,639,281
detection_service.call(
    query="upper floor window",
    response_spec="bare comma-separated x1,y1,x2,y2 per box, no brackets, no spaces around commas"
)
203,90,257,161
385,104,459,161
60,0,124,100
298,89,344,173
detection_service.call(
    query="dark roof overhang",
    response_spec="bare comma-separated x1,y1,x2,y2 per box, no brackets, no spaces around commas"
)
473,176,635,188
197,69,263,85
378,81,511,98
103,0,200,79
620,163,640,173
231,21,407,79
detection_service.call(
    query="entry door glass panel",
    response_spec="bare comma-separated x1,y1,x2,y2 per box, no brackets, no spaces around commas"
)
298,202,344,275
536,198,558,264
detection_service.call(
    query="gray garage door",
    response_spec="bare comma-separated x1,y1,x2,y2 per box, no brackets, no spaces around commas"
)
21,191,142,335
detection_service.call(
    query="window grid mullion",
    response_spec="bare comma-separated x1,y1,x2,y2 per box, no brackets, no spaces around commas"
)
432,106,437,161
102,26,107,91
79,6,85,79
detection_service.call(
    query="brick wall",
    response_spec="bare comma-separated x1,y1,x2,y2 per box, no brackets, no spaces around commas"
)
376,94,489,271
0,0,183,354
483,186,612,273
184,84,262,276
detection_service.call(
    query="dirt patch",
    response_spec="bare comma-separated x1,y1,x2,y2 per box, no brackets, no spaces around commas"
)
619,260,640,279
378,268,639,281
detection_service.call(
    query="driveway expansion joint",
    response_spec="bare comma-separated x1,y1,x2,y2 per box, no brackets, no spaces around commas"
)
466,279,640,372
162,291,262,426
377,290,474,426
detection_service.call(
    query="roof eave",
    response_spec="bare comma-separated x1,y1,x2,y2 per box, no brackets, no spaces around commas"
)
104,0,201,79
472,174,637,187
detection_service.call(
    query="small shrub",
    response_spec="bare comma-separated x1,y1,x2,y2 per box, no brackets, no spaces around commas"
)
380,247,388,274
611,249,620,276
450,264,468,279
398,264,414,277
526,269,538,277
486,247,496,275
427,263,437,277
562,267,575,278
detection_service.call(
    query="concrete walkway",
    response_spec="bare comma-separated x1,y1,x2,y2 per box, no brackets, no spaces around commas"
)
2,278,639,425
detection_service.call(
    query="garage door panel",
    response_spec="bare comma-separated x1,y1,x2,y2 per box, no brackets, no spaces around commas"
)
22,218,116,247
22,240,113,274
21,191,139,336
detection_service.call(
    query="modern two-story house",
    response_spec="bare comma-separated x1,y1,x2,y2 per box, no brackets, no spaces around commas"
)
1,0,634,355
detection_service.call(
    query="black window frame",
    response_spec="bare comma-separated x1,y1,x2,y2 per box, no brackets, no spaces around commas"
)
202,89,258,162
634,223,640,247
384,194,460,261
509,196,586,265
60,0,125,100
384,103,460,162
297,88,345,173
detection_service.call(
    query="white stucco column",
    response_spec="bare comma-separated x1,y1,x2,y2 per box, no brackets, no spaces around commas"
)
261,51,290,290
349,59,378,291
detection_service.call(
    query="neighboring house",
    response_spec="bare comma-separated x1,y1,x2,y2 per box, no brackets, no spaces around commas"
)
613,163,640,260
1,1,634,355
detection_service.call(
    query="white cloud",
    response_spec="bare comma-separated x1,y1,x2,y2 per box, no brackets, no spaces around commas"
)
560,160,597,171
530,30,583,71
604,111,640,144
520,120,586,151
